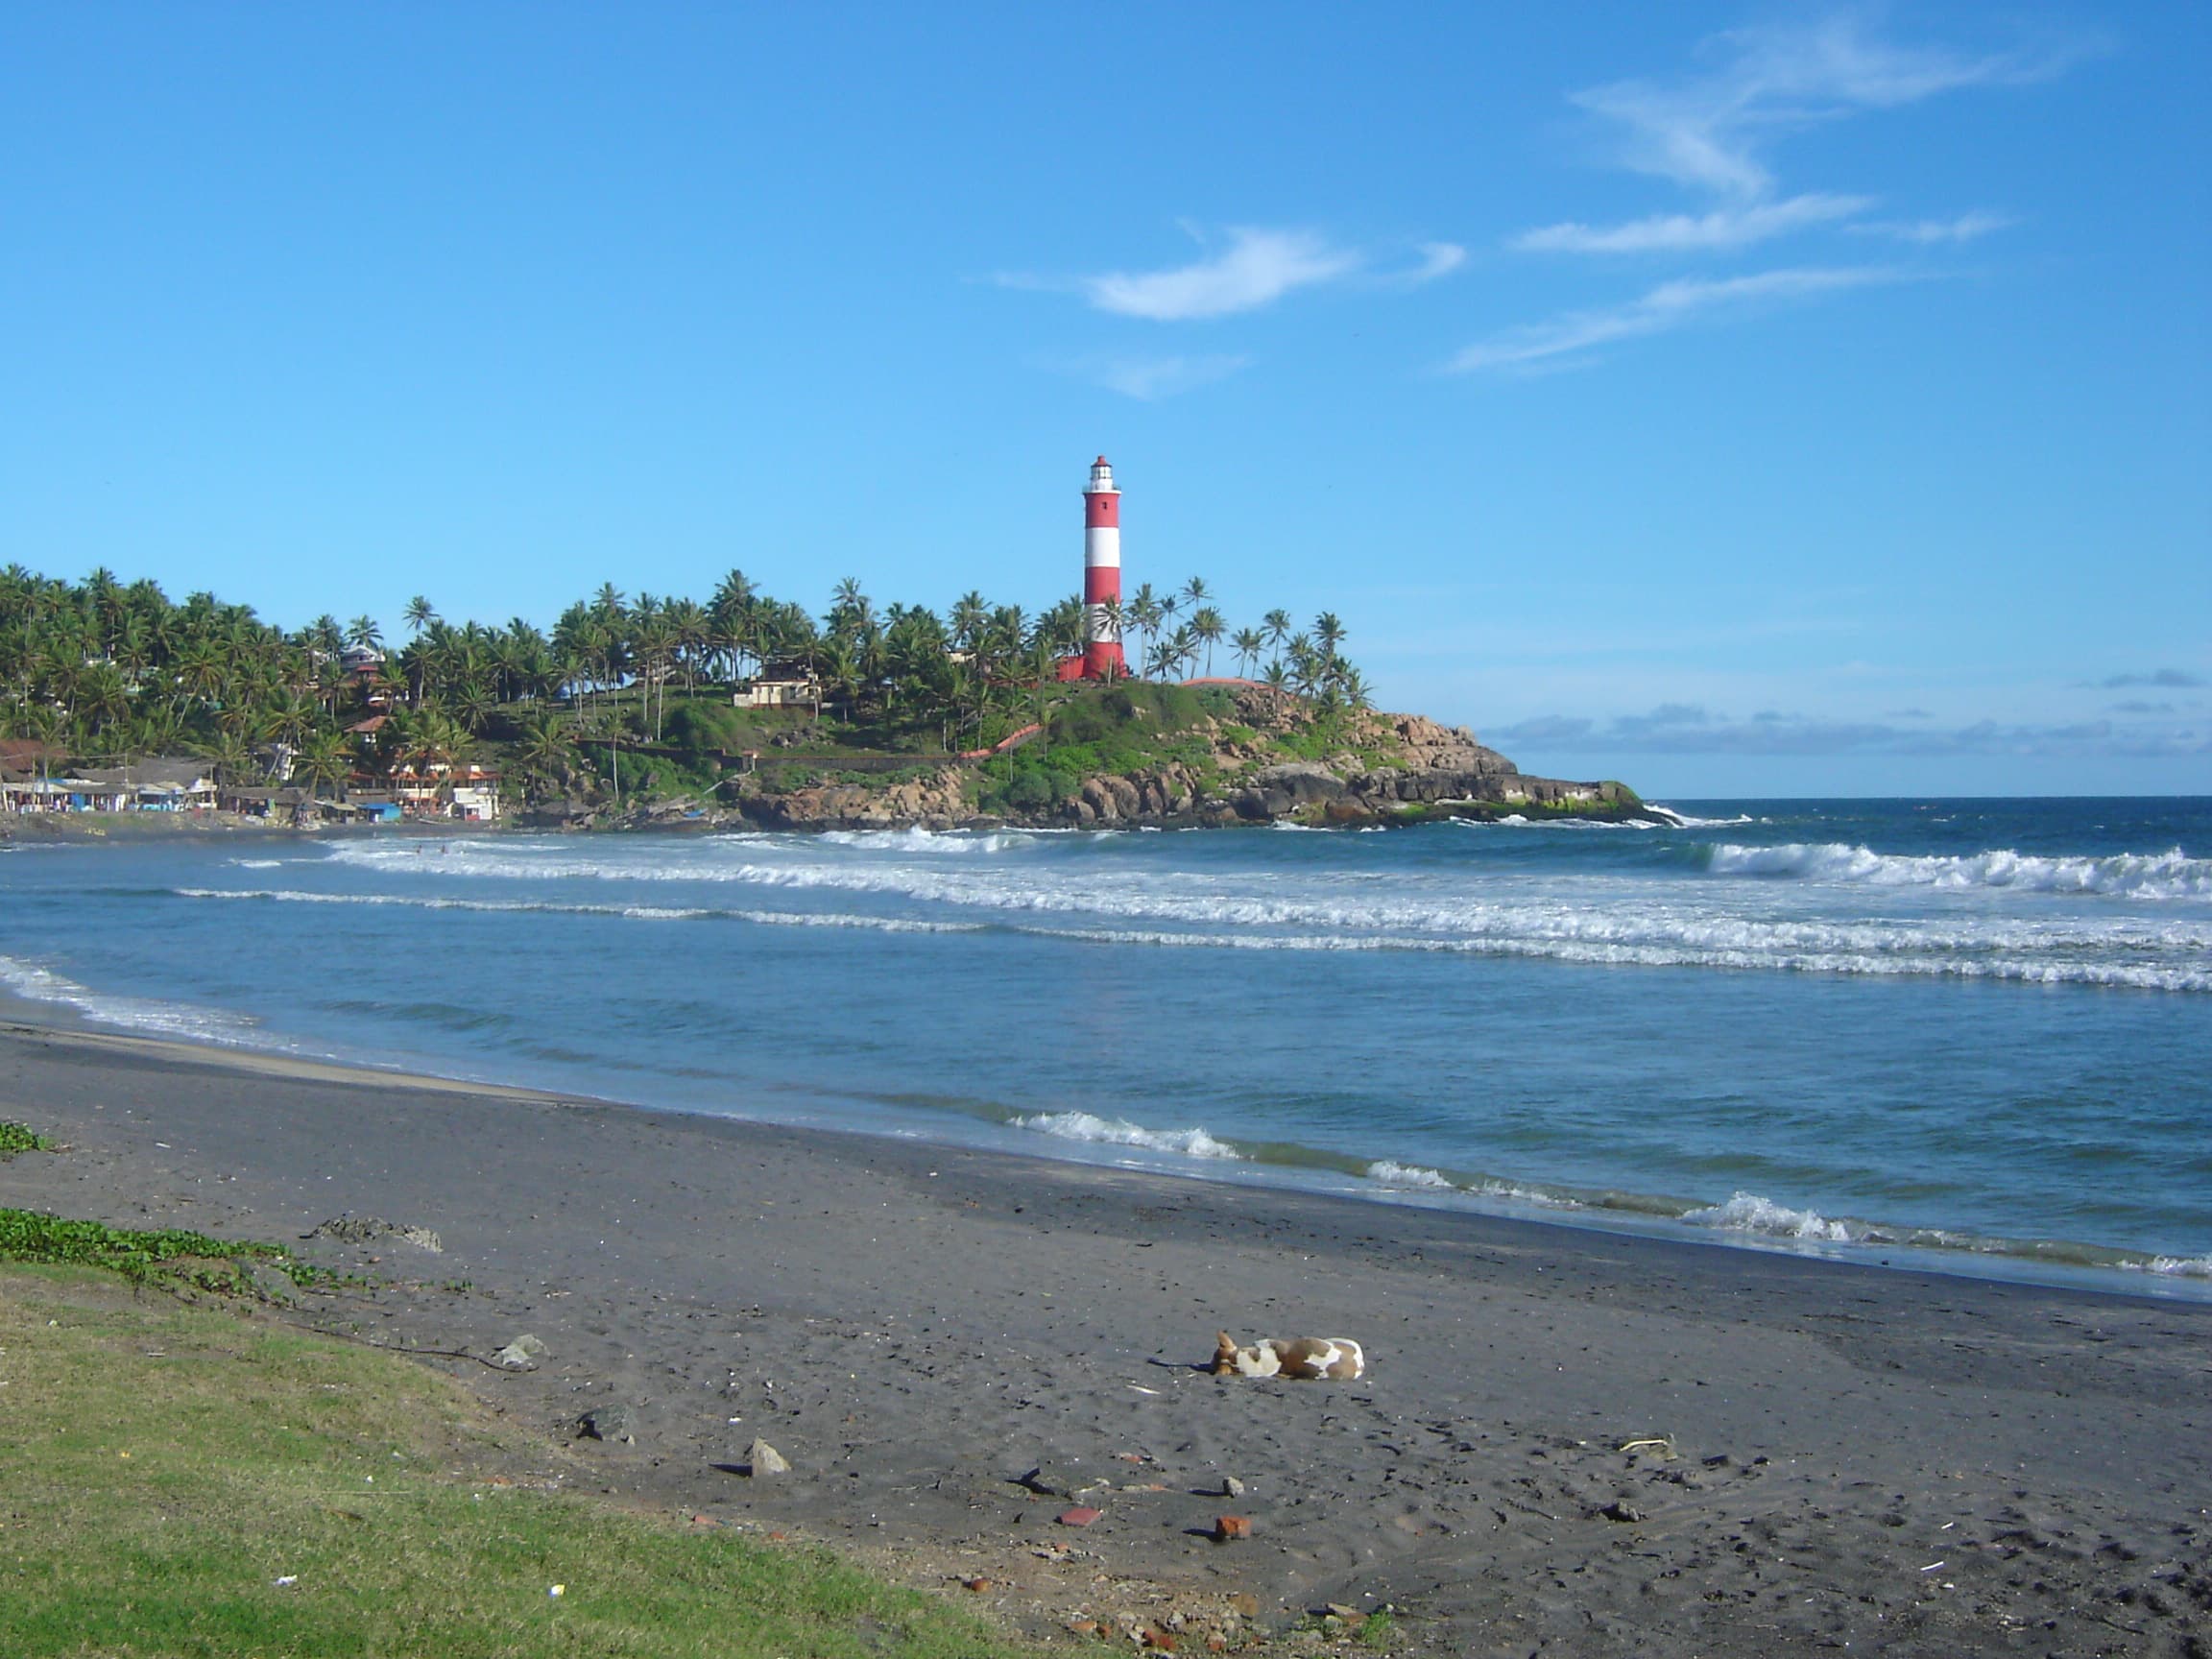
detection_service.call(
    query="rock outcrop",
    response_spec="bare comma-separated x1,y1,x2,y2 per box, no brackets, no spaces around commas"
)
1056,696,1639,830
600,689,1639,833
733,766,972,831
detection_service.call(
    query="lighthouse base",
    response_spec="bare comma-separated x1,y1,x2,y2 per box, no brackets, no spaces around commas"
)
1056,646,1126,683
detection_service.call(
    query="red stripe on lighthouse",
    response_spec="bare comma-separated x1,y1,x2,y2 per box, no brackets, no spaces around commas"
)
1086,493,1119,529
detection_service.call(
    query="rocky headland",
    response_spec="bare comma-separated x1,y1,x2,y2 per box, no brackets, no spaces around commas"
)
625,687,1646,835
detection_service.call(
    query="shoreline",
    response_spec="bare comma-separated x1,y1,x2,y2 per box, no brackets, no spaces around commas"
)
2,971,2203,1306
2,1019,2207,1653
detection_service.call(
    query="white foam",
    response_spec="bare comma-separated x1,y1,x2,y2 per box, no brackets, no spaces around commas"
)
2133,1255,2212,1279
816,827,1027,854
1683,1191,1855,1242
1007,923,2212,992
1011,1111,1242,1161
1366,1160,1455,1190
1469,1179,1584,1210
169,886,983,935
1708,842,2212,901
309,833,2212,992
0,952,269,1047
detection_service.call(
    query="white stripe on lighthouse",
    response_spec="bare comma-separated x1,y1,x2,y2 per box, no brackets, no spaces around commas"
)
1085,527,1121,568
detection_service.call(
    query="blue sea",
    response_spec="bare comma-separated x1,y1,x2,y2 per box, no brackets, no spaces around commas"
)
5,798,2208,1296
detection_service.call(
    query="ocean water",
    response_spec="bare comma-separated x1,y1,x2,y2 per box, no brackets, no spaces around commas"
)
4,798,2208,1295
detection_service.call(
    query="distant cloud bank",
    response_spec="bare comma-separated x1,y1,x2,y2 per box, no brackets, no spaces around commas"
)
1491,703,2205,760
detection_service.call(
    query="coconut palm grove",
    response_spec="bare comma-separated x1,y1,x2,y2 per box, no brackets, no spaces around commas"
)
0,562,1374,818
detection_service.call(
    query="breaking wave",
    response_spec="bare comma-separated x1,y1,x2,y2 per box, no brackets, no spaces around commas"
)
815,827,1029,854
1366,1160,1455,1190
1684,1191,1855,1242
278,837,2212,993
168,887,983,934
0,952,272,1048
2133,1256,2212,1280
1706,842,2211,901
1010,1111,1242,1161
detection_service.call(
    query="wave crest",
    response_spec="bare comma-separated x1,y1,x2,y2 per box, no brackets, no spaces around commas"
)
1683,1191,1855,1242
1707,842,2211,900
1011,1111,1241,1161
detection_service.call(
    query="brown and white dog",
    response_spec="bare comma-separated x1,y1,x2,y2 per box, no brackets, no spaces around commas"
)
1212,1330,1365,1381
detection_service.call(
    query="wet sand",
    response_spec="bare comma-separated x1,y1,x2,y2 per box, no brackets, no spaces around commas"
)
2,1017,2206,1655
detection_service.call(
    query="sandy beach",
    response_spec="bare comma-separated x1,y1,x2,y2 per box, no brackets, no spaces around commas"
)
2,1015,2205,1657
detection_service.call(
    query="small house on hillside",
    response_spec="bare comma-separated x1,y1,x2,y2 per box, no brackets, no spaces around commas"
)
735,660,822,709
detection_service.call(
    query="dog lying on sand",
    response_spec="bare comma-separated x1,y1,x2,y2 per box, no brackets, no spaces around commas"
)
1212,1331,1365,1381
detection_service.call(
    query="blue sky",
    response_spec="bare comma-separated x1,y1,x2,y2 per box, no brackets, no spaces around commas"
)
2,3,2205,797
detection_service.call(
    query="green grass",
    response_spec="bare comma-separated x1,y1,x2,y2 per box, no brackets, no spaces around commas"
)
0,1121,53,1158
1358,1609,1398,1648
0,1207,327,1297
0,1264,1045,1658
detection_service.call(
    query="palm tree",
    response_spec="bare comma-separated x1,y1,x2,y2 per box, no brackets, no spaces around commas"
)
1097,595,1126,663
403,595,438,637
709,569,757,680
1190,606,1224,676
1181,575,1210,612
346,615,383,652
514,712,576,803
198,729,255,790
1262,609,1292,663
668,597,709,695
1231,627,1264,679
296,731,355,796
1313,612,1346,660
1126,584,1164,676
950,590,989,655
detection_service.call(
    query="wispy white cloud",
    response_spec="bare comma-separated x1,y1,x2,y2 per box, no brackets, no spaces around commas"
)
1448,265,1904,373
1851,209,2015,244
1070,228,1360,321
1504,13,2079,269
1515,191,1872,254
1404,241,1468,283
1573,13,2075,203
1087,353,1252,400
998,227,1461,322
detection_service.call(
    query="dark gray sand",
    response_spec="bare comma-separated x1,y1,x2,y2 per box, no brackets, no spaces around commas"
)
3,1020,2206,1656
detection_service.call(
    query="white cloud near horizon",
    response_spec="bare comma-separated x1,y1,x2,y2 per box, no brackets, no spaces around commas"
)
1489,703,2205,761
1514,191,1872,254
1073,228,1360,321
1449,265,1903,373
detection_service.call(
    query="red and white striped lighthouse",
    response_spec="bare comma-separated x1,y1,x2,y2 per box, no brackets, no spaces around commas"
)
1082,455,1125,679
